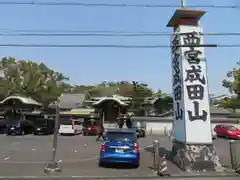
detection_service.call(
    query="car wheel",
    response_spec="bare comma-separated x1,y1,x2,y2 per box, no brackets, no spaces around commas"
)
83,133,86,136
226,135,232,139
21,130,25,136
98,162,104,167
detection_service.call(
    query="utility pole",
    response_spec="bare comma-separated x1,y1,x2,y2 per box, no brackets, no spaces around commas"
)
44,100,61,174
180,0,185,8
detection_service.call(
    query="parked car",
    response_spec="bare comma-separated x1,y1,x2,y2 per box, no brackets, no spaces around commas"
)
33,118,54,135
6,119,34,135
59,118,83,135
214,124,240,139
132,121,146,138
0,117,6,133
99,128,140,168
212,128,217,139
83,119,99,136
83,124,99,135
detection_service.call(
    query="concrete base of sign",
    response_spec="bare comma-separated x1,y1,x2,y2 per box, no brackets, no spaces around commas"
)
171,140,224,172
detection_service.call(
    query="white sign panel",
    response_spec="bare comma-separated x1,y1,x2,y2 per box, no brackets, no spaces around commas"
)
179,25,212,144
171,28,186,142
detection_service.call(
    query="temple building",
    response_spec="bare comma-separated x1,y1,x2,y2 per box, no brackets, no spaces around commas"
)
85,95,132,125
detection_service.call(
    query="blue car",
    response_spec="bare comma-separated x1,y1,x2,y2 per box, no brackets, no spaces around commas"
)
99,128,140,168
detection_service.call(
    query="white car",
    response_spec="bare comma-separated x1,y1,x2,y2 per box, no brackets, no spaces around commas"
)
59,119,83,135
212,128,217,139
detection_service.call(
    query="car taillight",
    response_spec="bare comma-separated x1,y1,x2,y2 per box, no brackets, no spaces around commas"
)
101,143,106,152
134,143,139,153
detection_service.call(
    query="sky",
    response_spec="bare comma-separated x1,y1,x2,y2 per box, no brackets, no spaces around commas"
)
0,0,239,95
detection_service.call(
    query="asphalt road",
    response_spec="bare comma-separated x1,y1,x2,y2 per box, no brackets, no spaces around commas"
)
0,177,238,180
0,134,157,177
0,134,237,177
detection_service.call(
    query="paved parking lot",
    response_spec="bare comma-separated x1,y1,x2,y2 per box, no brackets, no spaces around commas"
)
144,136,236,174
0,134,236,177
0,134,157,177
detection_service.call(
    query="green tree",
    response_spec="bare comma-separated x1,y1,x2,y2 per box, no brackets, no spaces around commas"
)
87,81,134,97
222,61,240,99
0,57,69,105
222,61,240,110
218,97,240,112
154,90,173,114
131,81,153,115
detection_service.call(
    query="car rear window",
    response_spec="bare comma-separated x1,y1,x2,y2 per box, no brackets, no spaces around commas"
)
132,121,146,128
105,131,137,142
35,119,48,126
7,119,21,126
60,119,72,125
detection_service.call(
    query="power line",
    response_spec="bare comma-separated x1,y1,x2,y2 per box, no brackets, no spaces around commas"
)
0,44,238,48
0,32,171,37
3,29,240,36
1,32,240,37
2,29,165,33
0,1,239,9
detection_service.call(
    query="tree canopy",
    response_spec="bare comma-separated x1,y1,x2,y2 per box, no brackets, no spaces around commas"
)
0,57,69,105
0,57,172,113
221,61,240,110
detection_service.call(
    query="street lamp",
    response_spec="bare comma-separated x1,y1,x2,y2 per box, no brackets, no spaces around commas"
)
44,100,61,173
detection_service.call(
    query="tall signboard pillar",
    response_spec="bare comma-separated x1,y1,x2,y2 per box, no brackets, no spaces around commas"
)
167,9,223,172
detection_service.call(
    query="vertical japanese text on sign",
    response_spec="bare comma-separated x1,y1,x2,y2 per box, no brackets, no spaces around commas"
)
172,34,183,120
181,31,208,122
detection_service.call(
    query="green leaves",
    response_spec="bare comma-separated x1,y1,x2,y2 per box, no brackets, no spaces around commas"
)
222,62,240,110
223,62,240,96
0,57,173,111
0,57,69,105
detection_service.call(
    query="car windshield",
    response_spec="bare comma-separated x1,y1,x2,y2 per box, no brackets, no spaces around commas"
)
105,131,137,142
83,120,96,127
226,126,238,131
